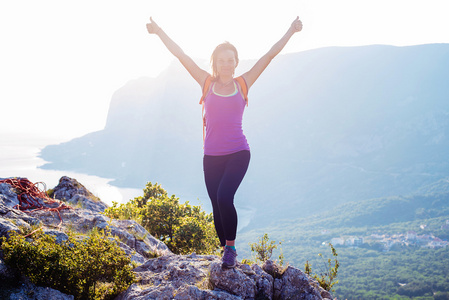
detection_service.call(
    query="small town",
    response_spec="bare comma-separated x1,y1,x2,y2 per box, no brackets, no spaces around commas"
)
326,220,449,251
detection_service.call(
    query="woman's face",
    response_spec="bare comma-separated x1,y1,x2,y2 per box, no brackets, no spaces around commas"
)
215,49,238,77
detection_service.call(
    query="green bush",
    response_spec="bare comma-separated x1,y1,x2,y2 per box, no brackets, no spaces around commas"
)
248,233,284,265
104,182,220,255
304,243,340,292
1,229,135,300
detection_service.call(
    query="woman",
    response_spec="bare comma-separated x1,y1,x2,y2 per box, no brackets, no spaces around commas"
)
146,16,302,268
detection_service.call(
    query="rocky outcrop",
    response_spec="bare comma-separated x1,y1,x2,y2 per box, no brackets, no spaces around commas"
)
51,176,108,212
0,176,333,299
8,281,75,300
117,254,332,300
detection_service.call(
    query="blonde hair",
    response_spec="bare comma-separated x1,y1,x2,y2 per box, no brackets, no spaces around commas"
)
210,41,239,79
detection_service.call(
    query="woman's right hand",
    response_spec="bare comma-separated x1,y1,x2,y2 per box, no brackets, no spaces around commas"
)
290,16,303,33
146,17,161,35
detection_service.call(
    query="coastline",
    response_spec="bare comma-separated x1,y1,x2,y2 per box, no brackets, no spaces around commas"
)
0,132,141,205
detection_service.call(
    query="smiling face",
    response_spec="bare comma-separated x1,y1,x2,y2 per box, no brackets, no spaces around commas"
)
211,42,239,79
215,50,238,77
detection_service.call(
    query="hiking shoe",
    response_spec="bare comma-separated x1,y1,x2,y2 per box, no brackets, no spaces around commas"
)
222,247,237,269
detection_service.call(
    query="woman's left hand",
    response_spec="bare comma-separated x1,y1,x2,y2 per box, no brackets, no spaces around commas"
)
290,16,303,33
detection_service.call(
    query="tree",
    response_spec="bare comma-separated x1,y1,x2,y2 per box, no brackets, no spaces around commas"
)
136,182,167,207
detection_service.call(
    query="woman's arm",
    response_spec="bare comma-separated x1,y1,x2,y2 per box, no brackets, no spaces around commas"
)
146,17,209,87
242,17,303,89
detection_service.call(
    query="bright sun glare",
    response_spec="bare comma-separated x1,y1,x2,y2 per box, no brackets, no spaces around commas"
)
0,0,448,139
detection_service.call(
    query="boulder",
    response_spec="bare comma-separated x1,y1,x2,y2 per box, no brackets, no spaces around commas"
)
209,262,257,298
270,266,324,300
52,176,108,212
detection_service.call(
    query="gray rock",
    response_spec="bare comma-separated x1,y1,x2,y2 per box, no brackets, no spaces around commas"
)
0,182,20,207
52,176,108,212
251,263,274,299
272,265,324,300
174,285,242,300
115,239,147,265
117,254,217,300
117,255,333,300
70,193,108,213
0,202,41,228
0,182,40,230
173,285,207,299
0,218,20,238
112,219,172,257
133,254,215,288
9,282,74,300
209,262,257,298
29,207,171,259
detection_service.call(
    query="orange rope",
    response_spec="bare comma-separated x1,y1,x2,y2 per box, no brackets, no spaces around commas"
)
0,178,71,226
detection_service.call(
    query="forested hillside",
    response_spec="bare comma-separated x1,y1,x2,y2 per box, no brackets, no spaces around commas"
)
237,190,449,299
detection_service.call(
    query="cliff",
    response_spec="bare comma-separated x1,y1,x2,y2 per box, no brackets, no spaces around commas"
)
0,176,333,300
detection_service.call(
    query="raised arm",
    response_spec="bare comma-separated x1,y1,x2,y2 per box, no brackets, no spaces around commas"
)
242,17,303,89
146,17,209,87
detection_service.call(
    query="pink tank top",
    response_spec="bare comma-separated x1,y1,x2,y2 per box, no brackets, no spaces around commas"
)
203,81,250,156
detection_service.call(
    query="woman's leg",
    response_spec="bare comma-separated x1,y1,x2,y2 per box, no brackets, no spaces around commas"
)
203,155,227,247
216,150,250,243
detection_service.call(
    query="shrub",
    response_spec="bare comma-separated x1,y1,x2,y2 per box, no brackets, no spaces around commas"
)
1,229,135,300
104,182,220,255
304,243,340,292
248,233,284,265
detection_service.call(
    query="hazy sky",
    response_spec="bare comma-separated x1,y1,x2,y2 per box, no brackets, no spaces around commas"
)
1,0,448,140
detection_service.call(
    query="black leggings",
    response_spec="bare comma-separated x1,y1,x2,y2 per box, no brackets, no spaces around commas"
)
203,150,250,246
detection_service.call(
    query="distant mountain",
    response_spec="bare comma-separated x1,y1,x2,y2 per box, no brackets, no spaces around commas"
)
275,192,449,233
40,44,449,228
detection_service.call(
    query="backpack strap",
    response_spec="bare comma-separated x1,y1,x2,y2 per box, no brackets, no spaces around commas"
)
200,75,213,145
199,75,213,105
235,76,249,106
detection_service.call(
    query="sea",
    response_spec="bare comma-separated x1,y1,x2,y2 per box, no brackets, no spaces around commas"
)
0,132,141,205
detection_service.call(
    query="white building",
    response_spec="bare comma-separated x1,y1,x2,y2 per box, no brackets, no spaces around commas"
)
331,237,345,246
